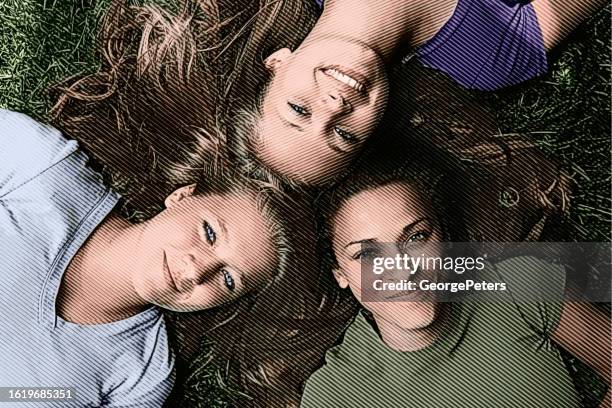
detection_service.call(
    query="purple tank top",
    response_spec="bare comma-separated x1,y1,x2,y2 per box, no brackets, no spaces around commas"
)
314,0,548,91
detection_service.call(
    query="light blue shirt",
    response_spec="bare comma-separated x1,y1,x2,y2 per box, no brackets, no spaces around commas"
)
0,110,174,407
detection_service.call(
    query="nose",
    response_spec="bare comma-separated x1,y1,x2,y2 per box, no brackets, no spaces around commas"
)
386,263,411,284
178,252,221,290
322,89,351,113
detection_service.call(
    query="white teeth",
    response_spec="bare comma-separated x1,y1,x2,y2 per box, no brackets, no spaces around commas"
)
325,68,365,92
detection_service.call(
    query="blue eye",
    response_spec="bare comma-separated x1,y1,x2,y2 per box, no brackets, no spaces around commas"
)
288,102,309,116
203,221,216,245
223,270,235,291
334,126,358,144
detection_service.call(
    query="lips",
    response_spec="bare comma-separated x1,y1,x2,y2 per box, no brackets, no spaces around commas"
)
387,289,424,302
321,66,369,93
163,251,179,291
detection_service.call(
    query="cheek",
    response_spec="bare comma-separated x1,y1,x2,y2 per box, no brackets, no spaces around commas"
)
163,217,201,249
372,79,390,112
277,63,317,94
337,260,363,291
355,104,386,138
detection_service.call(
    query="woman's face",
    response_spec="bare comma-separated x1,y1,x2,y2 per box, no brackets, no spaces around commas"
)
131,186,277,312
332,181,444,331
256,37,389,185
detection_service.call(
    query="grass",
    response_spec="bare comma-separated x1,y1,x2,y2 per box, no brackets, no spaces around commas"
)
485,7,611,243
0,0,111,120
0,1,609,407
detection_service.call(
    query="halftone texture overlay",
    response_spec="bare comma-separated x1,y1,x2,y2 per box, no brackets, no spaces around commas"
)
301,300,584,408
0,1,610,408
417,0,548,90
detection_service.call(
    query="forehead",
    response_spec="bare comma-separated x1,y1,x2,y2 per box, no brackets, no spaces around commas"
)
256,131,351,183
333,181,433,242
189,191,260,216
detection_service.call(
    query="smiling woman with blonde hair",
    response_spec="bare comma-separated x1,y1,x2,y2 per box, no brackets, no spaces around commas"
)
238,0,606,186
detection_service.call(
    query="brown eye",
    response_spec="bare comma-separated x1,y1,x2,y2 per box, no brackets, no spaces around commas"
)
406,231,429,243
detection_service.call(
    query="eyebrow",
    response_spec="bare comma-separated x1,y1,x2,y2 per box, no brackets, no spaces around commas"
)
234,265,249,291
218,219,256,291
397,218,431,242
217,216,229,243
344,237,376,249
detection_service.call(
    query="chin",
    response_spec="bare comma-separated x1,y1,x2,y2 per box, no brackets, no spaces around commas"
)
390,301,438,330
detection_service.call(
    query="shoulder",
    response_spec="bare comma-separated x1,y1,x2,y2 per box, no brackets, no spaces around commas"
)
0,110,79,196
485,256,566,338
301,313,381,407
0,110,77,161
416,0,548,90
492,255,566,300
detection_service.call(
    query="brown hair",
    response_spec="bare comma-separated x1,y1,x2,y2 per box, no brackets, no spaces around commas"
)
51,0,318,212
319,141,471,271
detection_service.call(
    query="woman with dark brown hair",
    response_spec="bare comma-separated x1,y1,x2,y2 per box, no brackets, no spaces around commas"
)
301,137,610,408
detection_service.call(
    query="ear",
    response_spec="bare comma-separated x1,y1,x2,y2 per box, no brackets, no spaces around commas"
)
264,48,292,72
164,184,196,208
332,268,350,289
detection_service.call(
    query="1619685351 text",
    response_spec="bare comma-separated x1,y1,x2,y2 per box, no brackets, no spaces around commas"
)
0,387,75,402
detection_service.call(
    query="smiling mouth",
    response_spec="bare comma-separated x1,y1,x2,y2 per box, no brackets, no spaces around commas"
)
163,252,179,291
387,287,425,302
322,67,366,93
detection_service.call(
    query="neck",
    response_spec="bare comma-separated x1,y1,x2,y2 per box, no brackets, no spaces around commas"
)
57,213,149,324
377,303,451,352
312,0,456,62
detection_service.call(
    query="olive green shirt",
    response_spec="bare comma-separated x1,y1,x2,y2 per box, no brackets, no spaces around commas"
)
301,257,580,408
